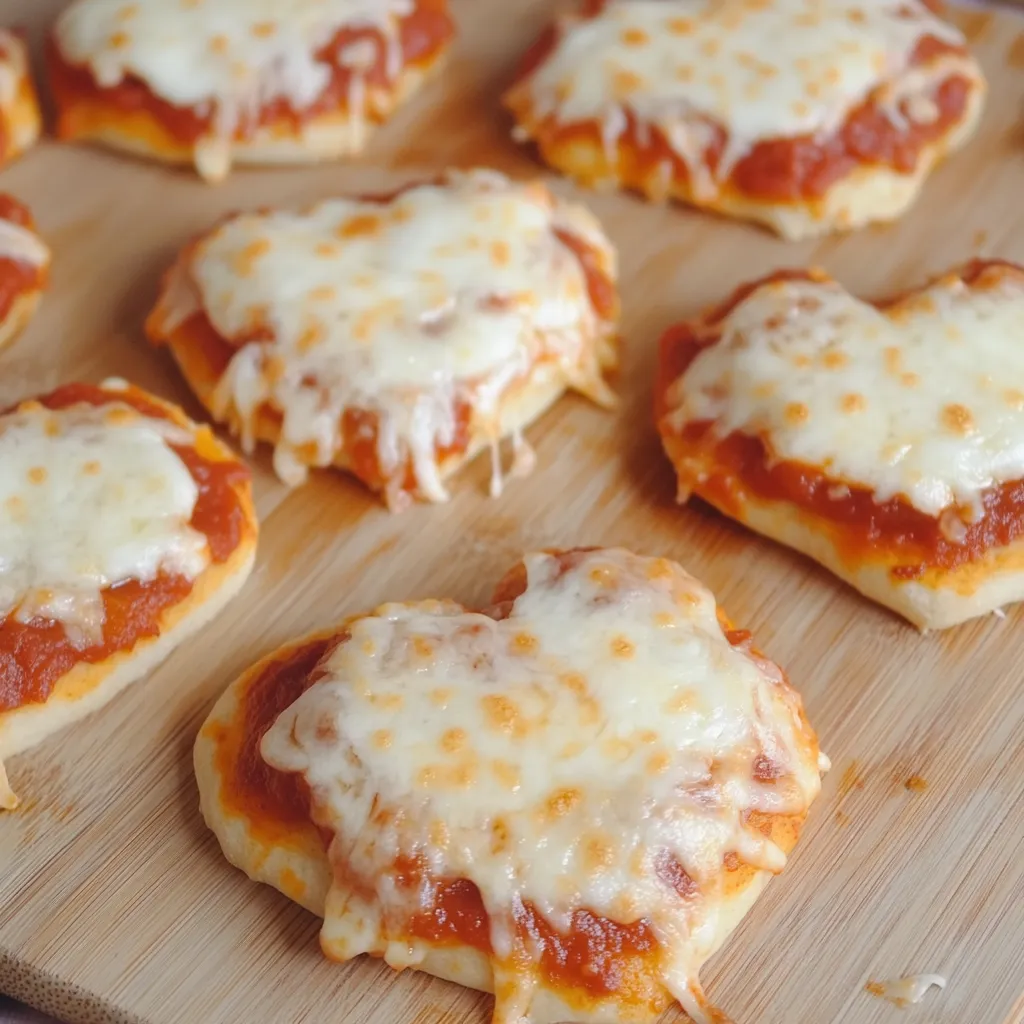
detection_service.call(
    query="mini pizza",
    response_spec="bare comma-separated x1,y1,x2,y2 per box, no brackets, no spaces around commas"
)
48,0,455,183
0,29,42,165
503,0,986,239
0,194,48,352
0,380,258,809
195,546,827,1024
657,259,1024,631
146,168,619,510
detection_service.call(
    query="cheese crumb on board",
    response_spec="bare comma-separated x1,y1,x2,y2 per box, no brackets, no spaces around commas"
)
866,973,946,1007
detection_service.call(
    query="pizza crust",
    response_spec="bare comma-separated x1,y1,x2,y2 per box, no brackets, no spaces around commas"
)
0,288,43,354
52,54,443,183
509,80,985,241
0,409,259,810
0,34,42,165
194,624,810,1024
662,435,1024,631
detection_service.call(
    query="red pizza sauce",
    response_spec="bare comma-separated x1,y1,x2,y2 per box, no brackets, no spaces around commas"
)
509,9,973,201
47,0,454,144
0,382,251,711
0,193,46,323
656,263,1024,577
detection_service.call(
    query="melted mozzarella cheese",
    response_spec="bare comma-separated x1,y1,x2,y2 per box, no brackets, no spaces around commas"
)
666,269,1024,519
0,397,209,647
512,0,974,190
157,168,615,504
0,210,49,269
261,548,824,1023
54,0,418,174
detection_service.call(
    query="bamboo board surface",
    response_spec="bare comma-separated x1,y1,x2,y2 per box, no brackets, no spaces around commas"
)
2,2,1024,1023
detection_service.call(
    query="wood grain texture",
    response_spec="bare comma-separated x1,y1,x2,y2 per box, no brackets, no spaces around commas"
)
2,2,1024,1023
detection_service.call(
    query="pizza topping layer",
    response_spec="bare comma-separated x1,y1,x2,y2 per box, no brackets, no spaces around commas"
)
261,549,824,1022
0,203,49,269
511,0,972,198
154,169,616,504
665,267,1024,520
53,0,440,177
0,396,209,647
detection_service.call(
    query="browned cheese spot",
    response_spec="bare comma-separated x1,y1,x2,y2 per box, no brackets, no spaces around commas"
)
941,403,975,436
784,401,809,425
440,727,467,754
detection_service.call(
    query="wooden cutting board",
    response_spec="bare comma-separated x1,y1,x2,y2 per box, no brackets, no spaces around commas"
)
2,2,1024,1023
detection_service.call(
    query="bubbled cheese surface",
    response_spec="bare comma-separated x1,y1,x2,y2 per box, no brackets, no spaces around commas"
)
665,269,1024,518
160,169,615,499
261,548,824,1022
0,397,209,646
54,0,415,115
513,0,972,191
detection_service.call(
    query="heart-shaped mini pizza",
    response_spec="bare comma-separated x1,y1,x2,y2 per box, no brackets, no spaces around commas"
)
657,259,1024,630
0,380,258,808
195,547,827,1024
48,0,455,182
0,29,41,166
147,168,619,510
504,0,986,239
0,195,49,352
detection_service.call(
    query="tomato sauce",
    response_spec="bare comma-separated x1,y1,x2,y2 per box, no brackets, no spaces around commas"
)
657,265,1024,576
0,382,251,711
215,638,334,838
0,194,45,322
48,0,454,145
511,10,972,201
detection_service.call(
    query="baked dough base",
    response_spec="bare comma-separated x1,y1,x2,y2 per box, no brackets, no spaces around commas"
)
156,312,618,508
506,75,986,240
194,629,804,1024
0,413,259,809
661,435,1024,631
53,58,443,183
0,57,42,165
0,288,43,354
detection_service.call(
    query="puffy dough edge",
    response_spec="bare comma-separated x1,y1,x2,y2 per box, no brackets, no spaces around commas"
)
505,63,986,240
0,41,42,165
661,435,1022,631
0,417,259,809
51,56,445,183
194,628,806,1024
0,289,43,354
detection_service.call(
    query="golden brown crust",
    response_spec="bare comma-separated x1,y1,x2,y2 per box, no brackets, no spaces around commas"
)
50,49,448,183
0,34,42,166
